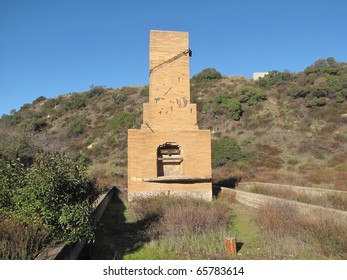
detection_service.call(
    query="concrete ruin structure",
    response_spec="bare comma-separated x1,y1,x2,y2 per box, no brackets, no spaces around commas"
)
252,72,269,81
128,30,212,201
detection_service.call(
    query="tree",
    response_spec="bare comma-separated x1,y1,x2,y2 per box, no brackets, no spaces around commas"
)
192,68,222,83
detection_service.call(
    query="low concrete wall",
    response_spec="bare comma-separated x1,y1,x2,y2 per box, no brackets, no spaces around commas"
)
238,182,347,198
218,187,347,222
36,186,117,260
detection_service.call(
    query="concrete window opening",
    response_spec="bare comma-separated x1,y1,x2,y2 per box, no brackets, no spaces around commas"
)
157,142,183,177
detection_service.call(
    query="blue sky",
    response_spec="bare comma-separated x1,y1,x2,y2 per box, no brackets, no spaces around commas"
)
1,0,346,115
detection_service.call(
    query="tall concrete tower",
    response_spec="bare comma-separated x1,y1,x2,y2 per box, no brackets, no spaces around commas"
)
127,30,212,201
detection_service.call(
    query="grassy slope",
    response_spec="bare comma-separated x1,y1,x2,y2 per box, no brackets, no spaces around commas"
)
0,60,346,191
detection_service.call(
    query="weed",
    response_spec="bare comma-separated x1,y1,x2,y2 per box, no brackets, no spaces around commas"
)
0,216,51,260
257,202,347,259
249,184,347,211
128,195,233,259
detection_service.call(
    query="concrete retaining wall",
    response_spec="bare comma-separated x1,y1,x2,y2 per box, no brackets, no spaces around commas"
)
238,182,347,198
218,187,347,222
36,186,117,260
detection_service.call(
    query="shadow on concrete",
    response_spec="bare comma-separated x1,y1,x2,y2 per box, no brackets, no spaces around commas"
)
79,189,151,260
212,176,242,197
214,177,242,189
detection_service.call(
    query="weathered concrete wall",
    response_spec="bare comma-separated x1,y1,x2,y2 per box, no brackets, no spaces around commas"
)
218,187,347,222
238,182,347,198
36,187,116,260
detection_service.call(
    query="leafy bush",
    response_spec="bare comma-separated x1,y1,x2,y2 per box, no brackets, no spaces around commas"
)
290,57,347,104
257,70,296,87
0,159,24,215
0,112,22,126
63,94,86,111
0,153,99,258
13,153,98,243
140,85,149,97
335,90,347,103
33,96,47,104
20,103,31,111
192,68,222,83
238,87,267,105
88,85,106,98
212,138,244,167
305,96,327,107
43,98,59,110
106,112,137,131
22,117,47,132
216,94,243,120
58,202,95,243
67,115,89,137
112,92,128,105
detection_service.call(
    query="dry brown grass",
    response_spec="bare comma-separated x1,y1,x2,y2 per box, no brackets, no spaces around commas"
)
128,194,235,259
257,202,347,259
250,170,309,186
249,184,347,211
333,171,347,191
0,216,51,260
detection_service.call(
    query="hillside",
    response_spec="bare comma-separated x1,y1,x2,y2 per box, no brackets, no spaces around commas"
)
1,57,347,191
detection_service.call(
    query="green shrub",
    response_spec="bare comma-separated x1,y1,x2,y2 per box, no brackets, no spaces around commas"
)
106,112,137,131
335,90,347,103
212,138,244,167
13,153,98,243
43,98,59,110
67,115,89,137
58,202,95,243
140,85,149,97
192,68,222,83
33,96,47,104
63,94,86,111
305,96,326,107
19,103,31,111
26,117,47,132
0,159,25,214
0,153,99,258
112,92,128,105
88,85,106,98
0,112,22,126
238,87,267,105
257,70,295,87
216,94,243,120
224,99,242,120
290,57,347,104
